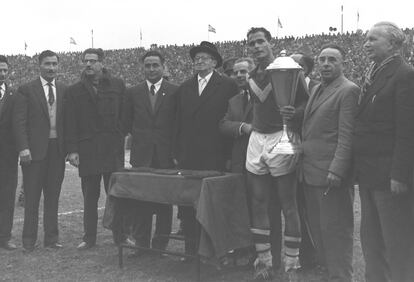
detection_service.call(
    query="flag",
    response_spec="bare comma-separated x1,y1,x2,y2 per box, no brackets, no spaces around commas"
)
140,28,142,40
70,37,77,45
341,5,343,12
357,11,360,22
24,41,28,50
208,24,216,33
277,18,283,29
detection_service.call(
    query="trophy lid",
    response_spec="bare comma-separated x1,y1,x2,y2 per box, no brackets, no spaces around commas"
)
266,56,302,70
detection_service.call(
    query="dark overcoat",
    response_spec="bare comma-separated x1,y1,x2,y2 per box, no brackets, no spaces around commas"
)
175,71,238,171
65,70,125,177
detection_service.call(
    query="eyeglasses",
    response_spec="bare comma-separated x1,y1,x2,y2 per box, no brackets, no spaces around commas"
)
83,59,99,64
193,56,212,62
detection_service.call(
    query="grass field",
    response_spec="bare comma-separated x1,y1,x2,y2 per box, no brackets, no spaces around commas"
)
0,152,365,282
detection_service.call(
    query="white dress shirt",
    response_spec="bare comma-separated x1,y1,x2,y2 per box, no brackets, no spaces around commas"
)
40,76,56,103
198,71,213,95
146,78,163,93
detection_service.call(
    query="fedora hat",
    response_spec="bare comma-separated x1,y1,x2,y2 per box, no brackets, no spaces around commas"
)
190,41,223,68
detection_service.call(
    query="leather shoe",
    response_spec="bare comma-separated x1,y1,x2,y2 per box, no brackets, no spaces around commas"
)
45,242,63,249
77,241,95,250
23,245,35,253
0,241,17,250
128,248,152,258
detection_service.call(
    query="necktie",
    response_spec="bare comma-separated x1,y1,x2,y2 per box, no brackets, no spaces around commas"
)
199,78,207,95
150,84,156,96
47,82,55,106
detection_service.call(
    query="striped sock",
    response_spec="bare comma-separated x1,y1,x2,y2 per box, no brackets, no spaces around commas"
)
284,235,301,271
251,228,272,266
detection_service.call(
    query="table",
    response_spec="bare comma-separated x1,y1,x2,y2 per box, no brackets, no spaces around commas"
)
102,169,252,278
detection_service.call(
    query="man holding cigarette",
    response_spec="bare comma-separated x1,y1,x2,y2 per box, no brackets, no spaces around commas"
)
301,44,359,282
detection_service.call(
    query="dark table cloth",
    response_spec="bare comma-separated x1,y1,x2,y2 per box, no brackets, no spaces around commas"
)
103,169,252,258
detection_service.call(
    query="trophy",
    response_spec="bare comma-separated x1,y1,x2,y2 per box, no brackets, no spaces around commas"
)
266,56,302,154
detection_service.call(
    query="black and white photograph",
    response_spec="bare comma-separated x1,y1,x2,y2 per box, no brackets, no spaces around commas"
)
1,0,414,281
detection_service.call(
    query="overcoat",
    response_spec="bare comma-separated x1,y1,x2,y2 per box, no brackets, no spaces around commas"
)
65,70,125,176
174,71,238,171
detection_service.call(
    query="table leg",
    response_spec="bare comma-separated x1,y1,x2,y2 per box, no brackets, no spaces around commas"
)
119,245,123,269
195,221,201,282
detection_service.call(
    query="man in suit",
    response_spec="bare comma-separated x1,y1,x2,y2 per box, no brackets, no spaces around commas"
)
174,41,239,256
65,48,129,250
245,27,308,280
13,50,66,252
353,22,414,282
302,44,359,282
219,57,255,173
0,55,18,250
123,50,177,252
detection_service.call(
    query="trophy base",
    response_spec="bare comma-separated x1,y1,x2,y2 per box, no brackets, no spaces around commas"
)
271,140,301,155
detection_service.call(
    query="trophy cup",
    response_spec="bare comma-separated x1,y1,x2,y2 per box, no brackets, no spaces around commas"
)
266,56,302,154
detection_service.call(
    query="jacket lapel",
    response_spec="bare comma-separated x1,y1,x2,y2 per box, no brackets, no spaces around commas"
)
153,81,167,115
140,83,154,116
192,71,221,115
0,85,11,120
304,82,320,120
55,82,63,125
356,57,401,116
35,78,50,120
242,93,253,121
307,75,344,117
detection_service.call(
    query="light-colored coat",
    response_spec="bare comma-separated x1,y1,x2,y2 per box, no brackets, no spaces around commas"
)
301,75,359,186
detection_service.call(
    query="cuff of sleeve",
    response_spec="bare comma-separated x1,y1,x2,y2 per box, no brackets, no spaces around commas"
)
239,122,245,136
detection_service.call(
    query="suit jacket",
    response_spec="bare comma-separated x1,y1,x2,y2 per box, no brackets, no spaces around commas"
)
353,56,414,188
308,78,319,95
302,75,359,186
175,71,238,171
123,79,178,168
13,78,66,160
219,91,253,173
64,71,125,176
0,85,18,183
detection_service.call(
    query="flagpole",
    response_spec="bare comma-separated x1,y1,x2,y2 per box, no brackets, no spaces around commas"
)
341,5,344,34
139,28,142,48
91,29,94,48
356,11,359,31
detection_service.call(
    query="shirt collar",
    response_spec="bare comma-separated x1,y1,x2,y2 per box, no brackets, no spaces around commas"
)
146,78,163,89
40,76,55,87
198,71,214,84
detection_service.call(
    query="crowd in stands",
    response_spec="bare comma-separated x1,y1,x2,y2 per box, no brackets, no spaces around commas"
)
6,29,414,88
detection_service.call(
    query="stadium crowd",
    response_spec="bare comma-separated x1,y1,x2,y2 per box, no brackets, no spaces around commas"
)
6,28,414,89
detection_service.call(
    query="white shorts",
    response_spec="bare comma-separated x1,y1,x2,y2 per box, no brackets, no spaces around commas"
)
246,130,300,177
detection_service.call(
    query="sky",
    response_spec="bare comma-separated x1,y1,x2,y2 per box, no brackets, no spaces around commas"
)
2,0,414,56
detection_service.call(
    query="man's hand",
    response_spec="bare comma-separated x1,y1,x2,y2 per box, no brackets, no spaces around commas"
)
327,172,341,188
279,106,296,121
67,153,80,167
241,123,253,135
390,179,409,195
19,149,32,164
